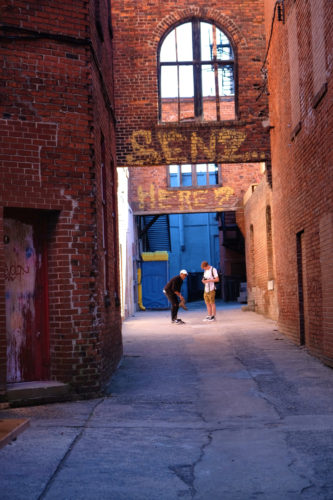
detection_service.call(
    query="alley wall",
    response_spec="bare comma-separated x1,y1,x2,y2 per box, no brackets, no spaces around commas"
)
111,0,270,169
128,162,263,215
245,0,333,365
0,0,122,395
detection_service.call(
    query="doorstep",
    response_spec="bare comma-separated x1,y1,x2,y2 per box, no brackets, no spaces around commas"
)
0,418,30,449
6,381,72,407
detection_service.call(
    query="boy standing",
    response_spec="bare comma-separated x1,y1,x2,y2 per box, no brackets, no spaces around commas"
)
201,261,219,321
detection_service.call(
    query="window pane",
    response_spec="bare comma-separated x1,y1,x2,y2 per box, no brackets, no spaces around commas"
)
161,99,179,122
179,65,194,97
217,66,235,120
201,23,233,62
202,65,215,96
181,164,192,186
180,98,194,121
169,165,180,187
202,65,217,121
161,66,178,97
176,23,193,61
160,30,177,62
216,29,234,60
196,164,207,186
218,65,235,96
201,22,213,61
179,66,194,120
208,164,219,185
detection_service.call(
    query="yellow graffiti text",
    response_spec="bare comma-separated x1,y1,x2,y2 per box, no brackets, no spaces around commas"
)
127,130,161,165
157,131,187,164
191,132,216,163
125,128,262,166
136,185,235,212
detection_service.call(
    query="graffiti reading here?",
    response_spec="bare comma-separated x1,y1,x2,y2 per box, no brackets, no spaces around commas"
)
125,128,266,166
5,263,30,282
137,184,235,212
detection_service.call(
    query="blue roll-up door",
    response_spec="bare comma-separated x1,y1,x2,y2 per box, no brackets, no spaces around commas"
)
141,260,169,309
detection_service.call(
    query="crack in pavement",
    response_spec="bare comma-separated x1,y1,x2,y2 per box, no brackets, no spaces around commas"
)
169,430,213,498
37,398,105,500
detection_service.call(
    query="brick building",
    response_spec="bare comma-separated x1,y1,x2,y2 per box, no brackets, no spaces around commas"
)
0,0,122,398
2,0,330,401
244,0,333,365
112,1,270,169
111,0,271,303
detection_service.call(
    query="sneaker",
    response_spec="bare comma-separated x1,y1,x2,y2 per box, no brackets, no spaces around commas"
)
207,316,215,321
173,318,185,324
203,316,211,321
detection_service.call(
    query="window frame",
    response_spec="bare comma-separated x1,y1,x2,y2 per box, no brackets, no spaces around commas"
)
158,18,237,123
167,163,222,189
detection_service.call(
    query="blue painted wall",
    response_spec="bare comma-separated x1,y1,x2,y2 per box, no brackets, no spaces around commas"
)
168,213,220,300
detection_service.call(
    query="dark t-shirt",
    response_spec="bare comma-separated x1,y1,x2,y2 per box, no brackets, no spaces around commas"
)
164,275,183,295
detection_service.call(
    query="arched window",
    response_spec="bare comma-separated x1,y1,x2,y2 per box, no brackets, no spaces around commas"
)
159,19,235,122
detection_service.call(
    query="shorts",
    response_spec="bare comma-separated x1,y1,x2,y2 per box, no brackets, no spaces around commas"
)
204,290,216,305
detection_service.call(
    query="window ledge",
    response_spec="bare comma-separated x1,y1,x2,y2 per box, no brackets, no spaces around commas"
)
156,118,245,129
168,184,222,190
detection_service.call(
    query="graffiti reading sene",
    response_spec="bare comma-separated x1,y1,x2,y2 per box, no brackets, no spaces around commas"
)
124,128,267,166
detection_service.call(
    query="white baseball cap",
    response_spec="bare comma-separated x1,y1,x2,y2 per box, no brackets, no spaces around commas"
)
180,269,188,275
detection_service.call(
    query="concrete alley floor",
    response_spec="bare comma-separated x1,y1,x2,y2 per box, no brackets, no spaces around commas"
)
1,301,333,500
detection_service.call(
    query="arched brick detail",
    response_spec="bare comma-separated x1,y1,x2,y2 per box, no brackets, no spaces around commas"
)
149,6,247,50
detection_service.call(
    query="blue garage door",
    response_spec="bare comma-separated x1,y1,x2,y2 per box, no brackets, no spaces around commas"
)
141,260,169,309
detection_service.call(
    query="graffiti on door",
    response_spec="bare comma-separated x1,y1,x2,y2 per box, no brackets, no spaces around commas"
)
4,218,38,382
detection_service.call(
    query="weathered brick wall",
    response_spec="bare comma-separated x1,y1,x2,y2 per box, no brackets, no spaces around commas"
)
0,0,122,394
111,0,270,167
257,0,333,364
129,163,263,214
0,205,4,393
88,0,122,392
244,177,278,320
115,0,269,214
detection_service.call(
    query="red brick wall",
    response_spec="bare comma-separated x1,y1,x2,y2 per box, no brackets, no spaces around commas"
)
244,177,278,320
0,0,122,394
113,0,269,214
129,163,263,214
111,1,270,167
251,0,333,364
0,205,4,393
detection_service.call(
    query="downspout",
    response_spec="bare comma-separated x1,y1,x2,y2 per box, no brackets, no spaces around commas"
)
137,267,146,310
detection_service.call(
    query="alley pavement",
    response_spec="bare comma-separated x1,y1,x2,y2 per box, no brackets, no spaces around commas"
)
1,301,333,500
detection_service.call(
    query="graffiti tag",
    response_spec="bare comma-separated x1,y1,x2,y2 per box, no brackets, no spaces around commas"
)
5,263,30,282
125,128,266,166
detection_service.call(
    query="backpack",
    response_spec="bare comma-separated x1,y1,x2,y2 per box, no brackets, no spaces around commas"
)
203,267,218,291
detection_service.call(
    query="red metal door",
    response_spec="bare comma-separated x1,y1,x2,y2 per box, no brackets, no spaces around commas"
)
4,212,50,382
